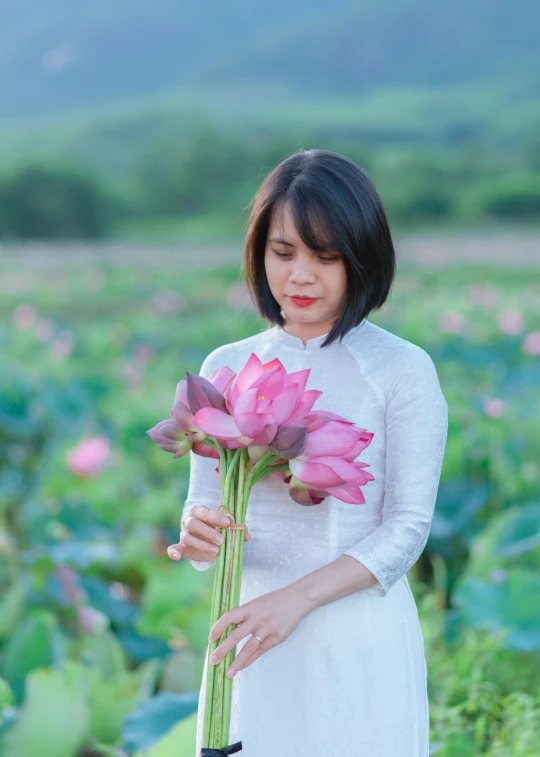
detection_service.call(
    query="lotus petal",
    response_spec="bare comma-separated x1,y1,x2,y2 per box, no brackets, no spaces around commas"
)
326,485,367,504
192,442,220,459
302,421,364,458
288,475,327,505
185,372,228,415
283,368,310,396
193,407,243,439
306,455,371,485
250,421,278,446
269,425,307,459
235,409,273,439
285,390,323,425
248,364,283,399
208,365,237,394
234,353,264,394
271,384,302,425
289,458,347,488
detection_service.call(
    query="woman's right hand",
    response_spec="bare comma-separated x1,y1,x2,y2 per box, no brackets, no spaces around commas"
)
167,505,251,562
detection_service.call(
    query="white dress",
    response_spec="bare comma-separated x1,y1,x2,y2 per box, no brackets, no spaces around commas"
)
182,318,448,757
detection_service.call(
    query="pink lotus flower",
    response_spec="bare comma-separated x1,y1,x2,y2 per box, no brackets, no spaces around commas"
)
146,419,194,458
276,412,375,505
56,565,85,604
67,436,111,477
12,303,37,329
147,353,375,506
498,310,524,335
193,354,320,452
522,331,540,356
483,398,505,418
439,311,466,334
76,605,109,634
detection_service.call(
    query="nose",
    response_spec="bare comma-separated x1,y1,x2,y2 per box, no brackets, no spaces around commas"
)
289,259,316,284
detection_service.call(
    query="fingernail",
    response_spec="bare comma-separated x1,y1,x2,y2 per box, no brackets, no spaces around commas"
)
210,546,219,554
226,667,235,678
167,547,181,560
210,654,219,664
208,633,215,641
220,517,229,525
214,534,224,544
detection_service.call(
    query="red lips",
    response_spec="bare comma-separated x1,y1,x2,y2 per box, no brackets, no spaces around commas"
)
290,296,317,307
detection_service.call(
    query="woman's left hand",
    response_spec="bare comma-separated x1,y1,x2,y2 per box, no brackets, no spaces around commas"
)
208,586,311,678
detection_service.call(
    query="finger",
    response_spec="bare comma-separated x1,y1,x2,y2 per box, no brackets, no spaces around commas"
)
192,505,231,529
224,635,265,677
167,541,215,563
180,531,220,559
208,606,248,647
167,542,184,560
209,621,251,667
182,513,226,547
244,527,251,542
229,637,275,678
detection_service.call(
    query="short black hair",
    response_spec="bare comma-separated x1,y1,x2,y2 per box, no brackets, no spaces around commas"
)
242,148,396,348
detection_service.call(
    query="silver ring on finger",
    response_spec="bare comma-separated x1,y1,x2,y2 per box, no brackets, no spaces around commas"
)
251,634,263,643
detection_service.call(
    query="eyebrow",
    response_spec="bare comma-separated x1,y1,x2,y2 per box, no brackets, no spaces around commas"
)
269,236,297,247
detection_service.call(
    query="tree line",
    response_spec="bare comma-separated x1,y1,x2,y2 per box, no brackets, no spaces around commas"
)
0,127,539,239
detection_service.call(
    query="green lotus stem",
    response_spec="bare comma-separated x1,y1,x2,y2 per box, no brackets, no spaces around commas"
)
203,447,285,751
203,444,228,748
207,446,244,748
243,450,275,506
204,444,238,746
252,462,290,485
221,448,247,744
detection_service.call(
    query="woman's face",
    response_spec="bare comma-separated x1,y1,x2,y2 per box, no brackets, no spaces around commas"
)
264,202,347,341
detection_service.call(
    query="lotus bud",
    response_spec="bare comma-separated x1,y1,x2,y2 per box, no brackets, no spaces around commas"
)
269,425,307,460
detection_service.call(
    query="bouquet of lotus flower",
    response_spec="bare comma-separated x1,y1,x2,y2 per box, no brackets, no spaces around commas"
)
147,353,374,755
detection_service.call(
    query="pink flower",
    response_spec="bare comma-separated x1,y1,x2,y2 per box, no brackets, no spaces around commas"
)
146,420,194,458
76,606,109,634
483,398,505,418
439,311,465,334
192,354,319,450
133,343,154,364
67,436,111,477
522,331,540,356
498,310,524,335
148,353,375,506
12,303,37,329
56,565,85,604
147,366,236,458
51,331,75,359
284,412,375,505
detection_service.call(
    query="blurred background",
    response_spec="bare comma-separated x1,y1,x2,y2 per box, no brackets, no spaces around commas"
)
1,1,539,755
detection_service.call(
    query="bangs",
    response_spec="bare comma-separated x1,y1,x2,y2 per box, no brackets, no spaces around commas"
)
273,187,343,256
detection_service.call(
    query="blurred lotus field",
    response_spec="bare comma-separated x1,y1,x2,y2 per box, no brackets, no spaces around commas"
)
1,246,539,756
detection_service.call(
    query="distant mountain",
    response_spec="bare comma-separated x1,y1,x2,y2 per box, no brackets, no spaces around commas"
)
0,0,538,171
194,0,539,94
0,0,348,117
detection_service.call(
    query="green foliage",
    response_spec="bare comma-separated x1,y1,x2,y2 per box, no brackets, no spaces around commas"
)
1,253,539,754
2,662,88,757
473,175,540,219
419,589,540,756
0,164,110,239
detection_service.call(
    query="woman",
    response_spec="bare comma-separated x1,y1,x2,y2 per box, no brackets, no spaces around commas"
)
167,149,449,757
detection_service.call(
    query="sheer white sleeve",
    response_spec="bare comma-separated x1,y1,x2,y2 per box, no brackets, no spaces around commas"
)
181,348,225,571
342,347,448,597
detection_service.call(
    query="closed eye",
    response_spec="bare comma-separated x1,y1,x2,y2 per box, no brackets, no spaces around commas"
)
273,251,339,263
